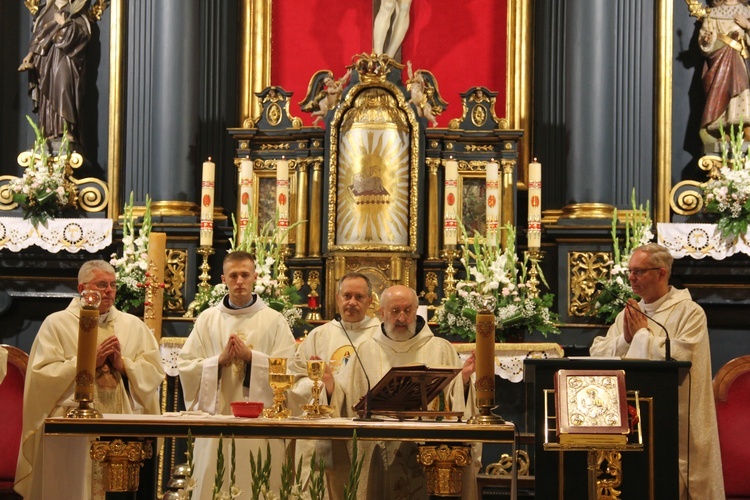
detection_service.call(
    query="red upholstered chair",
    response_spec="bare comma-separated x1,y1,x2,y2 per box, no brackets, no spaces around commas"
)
0,345,27,500
714,355,750,499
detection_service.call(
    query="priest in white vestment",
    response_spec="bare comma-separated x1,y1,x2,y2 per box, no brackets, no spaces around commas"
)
14,260,165,500
327,285,477,500
590,244,725,500
288,272,380,499
178,251,297,498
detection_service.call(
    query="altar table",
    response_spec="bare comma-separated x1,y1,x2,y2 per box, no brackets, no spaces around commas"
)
43,413,519,499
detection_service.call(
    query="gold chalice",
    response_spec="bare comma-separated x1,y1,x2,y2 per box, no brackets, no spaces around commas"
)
302,360,334,418
269,357,287,374
262,372,294,419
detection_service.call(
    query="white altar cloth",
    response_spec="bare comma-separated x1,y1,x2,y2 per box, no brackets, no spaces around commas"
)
658,222,750,260
0,217,112,253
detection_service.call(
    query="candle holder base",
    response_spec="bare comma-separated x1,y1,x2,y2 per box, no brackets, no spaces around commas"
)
467,407,505,425
67,401,103,419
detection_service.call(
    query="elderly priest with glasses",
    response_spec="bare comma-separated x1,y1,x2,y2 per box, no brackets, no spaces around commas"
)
14,260,165,500
589,243,724,499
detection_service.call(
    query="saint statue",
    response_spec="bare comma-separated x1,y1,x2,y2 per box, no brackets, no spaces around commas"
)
697,0,750,141
18,0,92,144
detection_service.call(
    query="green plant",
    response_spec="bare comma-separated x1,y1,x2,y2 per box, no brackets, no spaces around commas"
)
307,451,326,500
343,432,363,500
249,442,272,499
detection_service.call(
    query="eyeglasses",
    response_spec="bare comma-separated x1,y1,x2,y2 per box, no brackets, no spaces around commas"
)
627,267,661,277
84,281,117,291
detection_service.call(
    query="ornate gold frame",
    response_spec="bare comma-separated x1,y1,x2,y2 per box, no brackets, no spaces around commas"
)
326,78,420,253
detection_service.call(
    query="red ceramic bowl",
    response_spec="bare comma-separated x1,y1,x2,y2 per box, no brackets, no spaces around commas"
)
230,401,264,418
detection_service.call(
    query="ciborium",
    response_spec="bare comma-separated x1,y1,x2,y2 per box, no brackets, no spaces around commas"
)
67,290,103,419
302,360,333,418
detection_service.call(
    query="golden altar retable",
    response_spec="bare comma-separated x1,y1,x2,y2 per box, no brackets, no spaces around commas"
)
43,413,519,498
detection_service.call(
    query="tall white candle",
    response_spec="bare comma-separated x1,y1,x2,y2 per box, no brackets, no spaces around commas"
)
200,158,215,247
444,159,459,246
528,159,542,249
239,158,253,244
485,161,499,247
276,158,290,244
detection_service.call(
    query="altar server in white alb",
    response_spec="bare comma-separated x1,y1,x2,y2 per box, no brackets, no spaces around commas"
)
288,272,380,497
15,260,165,500
178,251,297,498
590,243,724,499
326,285,477,499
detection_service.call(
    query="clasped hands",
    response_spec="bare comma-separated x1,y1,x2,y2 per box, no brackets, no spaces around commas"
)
622,298,648,344
219,333,252,367
96,335,125,374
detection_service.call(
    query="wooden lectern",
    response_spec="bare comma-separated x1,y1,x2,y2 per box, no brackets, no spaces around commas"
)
353,364,463,419
525,358,690,499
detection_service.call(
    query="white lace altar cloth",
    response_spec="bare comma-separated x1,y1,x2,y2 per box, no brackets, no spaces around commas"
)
657,223,750,260
0,217,113,253
456,342,564,383
160,337,187,377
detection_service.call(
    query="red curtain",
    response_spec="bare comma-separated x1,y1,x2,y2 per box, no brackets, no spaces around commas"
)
272,0,508,126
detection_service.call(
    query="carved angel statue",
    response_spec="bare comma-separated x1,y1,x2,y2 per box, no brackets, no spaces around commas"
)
406,61,438,127
301,69,352,127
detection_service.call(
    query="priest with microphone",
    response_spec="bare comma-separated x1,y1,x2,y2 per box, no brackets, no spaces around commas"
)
325,285,478,499
589,243,724,499
287,272,380,499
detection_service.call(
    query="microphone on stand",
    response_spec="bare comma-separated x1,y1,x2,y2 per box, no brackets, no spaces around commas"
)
594,282,673,361
335,313,377,420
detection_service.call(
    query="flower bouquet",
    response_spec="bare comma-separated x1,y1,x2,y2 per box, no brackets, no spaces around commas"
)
186,210,304,330
110,192,152,313
10,116,76,228
703,123,750,240
589,189,653,323
434,225,559,342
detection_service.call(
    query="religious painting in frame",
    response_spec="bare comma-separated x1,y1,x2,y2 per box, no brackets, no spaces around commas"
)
458,172,487,243
326,72,420,253
250,166,296,244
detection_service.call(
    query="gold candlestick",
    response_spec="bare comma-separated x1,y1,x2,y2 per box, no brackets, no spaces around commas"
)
277,245,289,288
67,290,103,419
442,245,458,296
468,309,504,424
524,249,545,299
196,245,215,294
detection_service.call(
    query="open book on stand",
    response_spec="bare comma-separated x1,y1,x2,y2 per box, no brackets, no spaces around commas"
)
353,364,463,419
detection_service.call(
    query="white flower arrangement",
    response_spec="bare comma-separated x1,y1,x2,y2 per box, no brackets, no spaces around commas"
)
434,224,559,341
703,123,750,240
10,116,75,227
109,192,152,312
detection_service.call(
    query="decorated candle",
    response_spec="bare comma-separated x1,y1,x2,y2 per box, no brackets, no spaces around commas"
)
276,158,290,244
200,158,216,247
485,161,500,247
239,158,253,244
444,159,459,246
528,159,542,249
74,290,101,402
474,310,496,408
